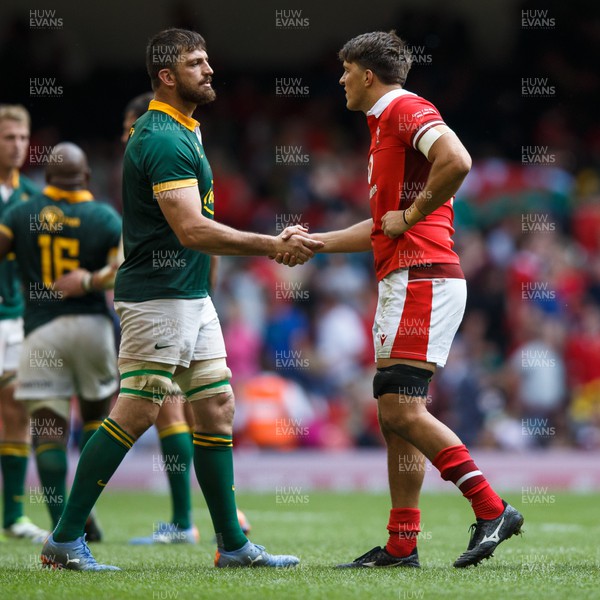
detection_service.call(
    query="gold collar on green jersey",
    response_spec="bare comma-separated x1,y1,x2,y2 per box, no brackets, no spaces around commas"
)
0,169,19,188
43,185,93,203
148,99,199,132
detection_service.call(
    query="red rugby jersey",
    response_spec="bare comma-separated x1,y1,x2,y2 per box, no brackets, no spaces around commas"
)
366,89,460,281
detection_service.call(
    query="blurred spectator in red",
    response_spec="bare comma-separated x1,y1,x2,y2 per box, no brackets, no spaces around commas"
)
565,302,600,449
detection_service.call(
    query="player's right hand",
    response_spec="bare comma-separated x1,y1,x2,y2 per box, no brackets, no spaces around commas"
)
381,210,410,238
272,229,324,267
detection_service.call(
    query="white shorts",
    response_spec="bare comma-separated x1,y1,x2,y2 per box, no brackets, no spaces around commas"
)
0,318,23,375
15,315,118,401
115,297,227,368
373,268,467,367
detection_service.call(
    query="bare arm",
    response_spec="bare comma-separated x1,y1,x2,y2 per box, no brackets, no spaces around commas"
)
312,218,373,253
157,185,322,260
271,218,372,266
381,127,471,238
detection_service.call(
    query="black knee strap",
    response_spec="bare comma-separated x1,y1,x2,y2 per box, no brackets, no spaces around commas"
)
373,364,433,399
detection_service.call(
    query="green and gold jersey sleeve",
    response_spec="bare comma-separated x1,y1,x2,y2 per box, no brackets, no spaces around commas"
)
115,103,213,302
145,131,199,195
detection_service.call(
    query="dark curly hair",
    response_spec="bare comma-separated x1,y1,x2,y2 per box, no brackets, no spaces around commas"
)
339,30,412,86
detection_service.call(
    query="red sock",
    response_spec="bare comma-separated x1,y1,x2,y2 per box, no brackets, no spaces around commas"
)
385,508,420,557
432,444,504,520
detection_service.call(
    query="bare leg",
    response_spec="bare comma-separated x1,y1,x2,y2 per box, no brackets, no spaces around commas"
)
378,391,461,460
0,380,29,443
382,427,425,509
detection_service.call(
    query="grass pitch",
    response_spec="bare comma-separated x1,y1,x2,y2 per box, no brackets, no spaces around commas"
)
0,491,598,599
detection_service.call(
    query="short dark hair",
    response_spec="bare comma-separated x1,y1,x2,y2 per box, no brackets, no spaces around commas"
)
339,30,412,86
146,28,207,90
124,92,154,119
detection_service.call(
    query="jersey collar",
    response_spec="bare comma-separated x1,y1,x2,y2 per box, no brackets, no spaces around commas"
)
0,169,19,188
43,185,94,203
148,99,200,132
367,88,415,119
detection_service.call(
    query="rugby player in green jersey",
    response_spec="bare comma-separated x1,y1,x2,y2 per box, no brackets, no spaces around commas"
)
122,91,249,544
0,142,121,540
40,28,320,570
0,104,48,542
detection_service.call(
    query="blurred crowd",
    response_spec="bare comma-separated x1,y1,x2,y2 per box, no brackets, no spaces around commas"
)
5,1,600,450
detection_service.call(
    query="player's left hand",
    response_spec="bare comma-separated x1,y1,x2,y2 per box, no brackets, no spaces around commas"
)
53,268,89,298
278,224,309,240
381,210,409,239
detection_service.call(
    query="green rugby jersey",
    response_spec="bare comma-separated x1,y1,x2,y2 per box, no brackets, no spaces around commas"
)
115,99,215,302
0,171,39,320
0,186,121,335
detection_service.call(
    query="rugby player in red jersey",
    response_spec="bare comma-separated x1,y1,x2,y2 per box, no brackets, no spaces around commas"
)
279,30,524,568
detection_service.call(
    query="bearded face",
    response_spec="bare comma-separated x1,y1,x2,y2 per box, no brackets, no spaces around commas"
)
175,73,216,105
172,49,216,106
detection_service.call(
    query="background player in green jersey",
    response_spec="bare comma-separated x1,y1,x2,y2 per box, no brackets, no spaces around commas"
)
0,104,48,542
41,28,321,571
0,142,121,537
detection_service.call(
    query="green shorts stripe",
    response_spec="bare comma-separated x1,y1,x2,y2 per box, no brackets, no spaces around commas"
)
185,379,230,397
120,387,165,400
120,369,173,380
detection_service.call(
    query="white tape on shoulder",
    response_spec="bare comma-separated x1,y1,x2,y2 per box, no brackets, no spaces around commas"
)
417,125,452,159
